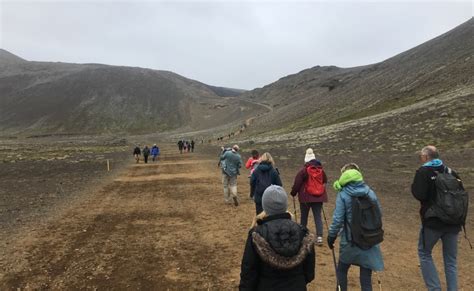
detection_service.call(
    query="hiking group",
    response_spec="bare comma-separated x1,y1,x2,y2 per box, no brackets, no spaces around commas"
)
132,144,160,163
218,144,469,291
177,139,195,154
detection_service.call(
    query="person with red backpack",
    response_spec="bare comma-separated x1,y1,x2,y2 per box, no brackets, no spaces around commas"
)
290,148,328,245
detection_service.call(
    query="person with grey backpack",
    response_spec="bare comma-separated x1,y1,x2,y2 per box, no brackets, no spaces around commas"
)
411,145,470,291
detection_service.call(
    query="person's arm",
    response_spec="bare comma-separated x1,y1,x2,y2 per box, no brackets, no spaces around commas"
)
220,150,228,160
411,169,429,202
322,170,328,184
239,231,259,291
273,169,283,187
303,243,316,284
290,169,304,197
328,192,345,238
250,172,257,198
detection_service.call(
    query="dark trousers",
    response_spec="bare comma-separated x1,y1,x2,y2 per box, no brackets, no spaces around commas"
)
300,202,323,236
255,202,263,215
337,261,372,291
144,155,149,163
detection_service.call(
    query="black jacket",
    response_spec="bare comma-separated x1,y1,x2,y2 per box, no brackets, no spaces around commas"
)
411,164,461,232
133,147,141,155
239,213,315,291
250,162,283,204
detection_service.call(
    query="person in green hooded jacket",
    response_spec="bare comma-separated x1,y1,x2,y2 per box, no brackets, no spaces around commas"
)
328,163,384,291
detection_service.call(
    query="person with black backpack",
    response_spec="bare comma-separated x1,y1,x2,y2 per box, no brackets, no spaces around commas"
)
327,163,384,291
250,152,282,215
411,145,469,291
290,148,328,245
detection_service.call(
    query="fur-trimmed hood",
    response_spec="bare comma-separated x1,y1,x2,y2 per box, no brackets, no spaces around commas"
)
252,214,315,270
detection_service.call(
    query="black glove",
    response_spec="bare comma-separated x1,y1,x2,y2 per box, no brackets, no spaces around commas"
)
327,236,336,249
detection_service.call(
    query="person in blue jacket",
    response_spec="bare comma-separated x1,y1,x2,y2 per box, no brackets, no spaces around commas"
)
327,163,384,291
151,144,160,162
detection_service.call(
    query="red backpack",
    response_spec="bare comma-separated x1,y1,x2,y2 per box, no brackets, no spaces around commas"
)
305,165,325,196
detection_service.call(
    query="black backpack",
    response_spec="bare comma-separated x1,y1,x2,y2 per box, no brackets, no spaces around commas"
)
424,167,468,226
345,193,384,250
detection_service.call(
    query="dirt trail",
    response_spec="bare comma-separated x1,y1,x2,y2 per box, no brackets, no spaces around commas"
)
1,145,473,290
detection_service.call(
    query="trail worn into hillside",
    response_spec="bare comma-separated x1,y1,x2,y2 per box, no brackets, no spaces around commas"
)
1,145,473,290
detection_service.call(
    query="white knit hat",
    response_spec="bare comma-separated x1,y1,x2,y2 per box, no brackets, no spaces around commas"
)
304,148,316,163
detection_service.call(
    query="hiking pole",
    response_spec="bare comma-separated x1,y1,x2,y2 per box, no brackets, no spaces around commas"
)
375,271,382,291
322,205,341,291
292,196,298,222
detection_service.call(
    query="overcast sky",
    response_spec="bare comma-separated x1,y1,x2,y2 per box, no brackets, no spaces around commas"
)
1,1,472,89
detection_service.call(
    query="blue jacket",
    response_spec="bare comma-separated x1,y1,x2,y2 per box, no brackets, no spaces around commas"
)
220,150,243,177
151,146,160,156
328,181,384,271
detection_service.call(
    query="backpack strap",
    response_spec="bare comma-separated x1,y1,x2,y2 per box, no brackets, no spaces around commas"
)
342,196,353,245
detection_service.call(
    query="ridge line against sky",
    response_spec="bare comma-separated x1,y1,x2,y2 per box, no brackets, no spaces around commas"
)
1,1,472,89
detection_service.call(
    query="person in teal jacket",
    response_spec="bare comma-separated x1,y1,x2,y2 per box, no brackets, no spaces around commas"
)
327,163,384,291
220,145,243,206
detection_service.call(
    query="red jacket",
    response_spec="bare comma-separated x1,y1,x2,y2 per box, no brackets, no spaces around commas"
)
245,157,259,174
290,160,328,203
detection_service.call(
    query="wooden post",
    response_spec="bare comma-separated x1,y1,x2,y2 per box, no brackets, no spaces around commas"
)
107,159,110,172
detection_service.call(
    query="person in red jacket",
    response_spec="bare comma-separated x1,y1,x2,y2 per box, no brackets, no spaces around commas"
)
290,148,328,245
245,150,260,177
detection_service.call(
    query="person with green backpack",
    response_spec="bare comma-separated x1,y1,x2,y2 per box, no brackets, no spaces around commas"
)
411,145,469,291
327,163,384,291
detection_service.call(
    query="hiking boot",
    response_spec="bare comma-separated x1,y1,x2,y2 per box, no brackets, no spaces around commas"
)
233,197,239,206
317,236,323,245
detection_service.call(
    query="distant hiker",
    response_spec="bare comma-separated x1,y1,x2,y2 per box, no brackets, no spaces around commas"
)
327,163,384,291
133,145,141,163
151,144,160,162
177,140,184,154
220,145,243,206
290,148,328,245
191,140,195,152
239,185,315,290
411,145,468,291
142,145,150,164
250,152,282,215
245,150,260,177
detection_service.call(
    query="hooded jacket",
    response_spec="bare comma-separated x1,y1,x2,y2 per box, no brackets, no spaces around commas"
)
151,146,160,156
290,160,328,203
328,181,384,271
250,162,282,204
240,213,316,291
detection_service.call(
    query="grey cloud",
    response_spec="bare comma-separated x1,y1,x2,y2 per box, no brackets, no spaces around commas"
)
1,1,471,89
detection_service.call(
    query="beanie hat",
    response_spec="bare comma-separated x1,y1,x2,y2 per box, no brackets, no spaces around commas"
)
262,185,288,216
304,148,316,163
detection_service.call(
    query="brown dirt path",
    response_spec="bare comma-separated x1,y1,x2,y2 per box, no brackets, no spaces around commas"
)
1,144,473,290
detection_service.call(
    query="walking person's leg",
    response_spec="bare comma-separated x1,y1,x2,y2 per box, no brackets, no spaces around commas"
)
337,260,350,291
311,202,324,241
441,231,459,291
418,226,443,291
222,174,231,204
229,175,239,206
299,202,310,228
359,266,373,291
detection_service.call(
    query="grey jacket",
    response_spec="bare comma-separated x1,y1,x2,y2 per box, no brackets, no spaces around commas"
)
220,150,243,177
